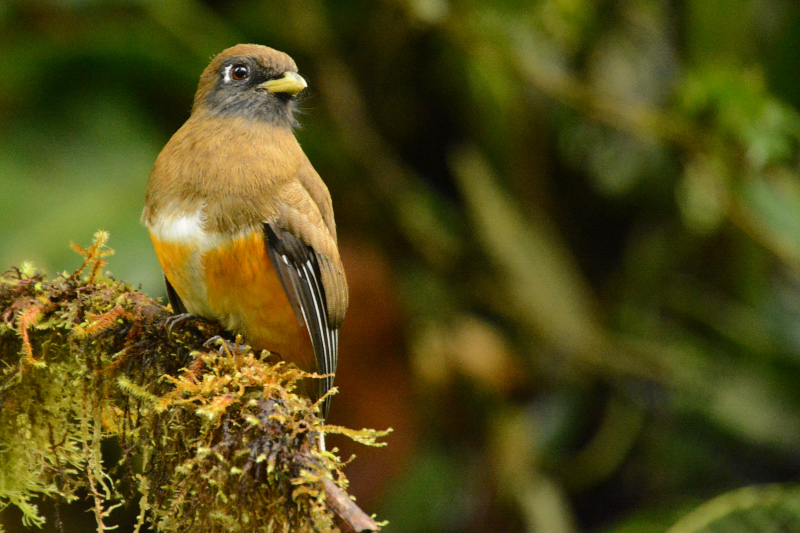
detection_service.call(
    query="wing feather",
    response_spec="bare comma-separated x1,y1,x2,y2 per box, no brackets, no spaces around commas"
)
165,276,188,314
263,222,338,418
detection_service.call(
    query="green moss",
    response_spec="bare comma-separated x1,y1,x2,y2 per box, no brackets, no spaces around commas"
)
0,232,389,532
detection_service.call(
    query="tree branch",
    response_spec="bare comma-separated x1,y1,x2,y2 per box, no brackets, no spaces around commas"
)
0,233,386,532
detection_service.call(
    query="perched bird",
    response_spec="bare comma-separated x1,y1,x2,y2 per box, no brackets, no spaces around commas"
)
142,44,348,419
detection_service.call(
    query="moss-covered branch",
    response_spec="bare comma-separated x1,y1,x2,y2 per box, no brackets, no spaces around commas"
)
0,232,388,532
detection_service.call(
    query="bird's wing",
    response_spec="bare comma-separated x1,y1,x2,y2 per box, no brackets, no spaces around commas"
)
292,161,348,326
263,222,338,418
165,276,188,314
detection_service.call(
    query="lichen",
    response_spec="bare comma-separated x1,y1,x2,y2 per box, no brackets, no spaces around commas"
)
0,232,389,532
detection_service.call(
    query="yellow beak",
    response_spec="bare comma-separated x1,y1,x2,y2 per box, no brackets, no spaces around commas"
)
257,71,307,96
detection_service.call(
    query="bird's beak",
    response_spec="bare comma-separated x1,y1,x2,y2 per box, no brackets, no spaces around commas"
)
257,71,307,96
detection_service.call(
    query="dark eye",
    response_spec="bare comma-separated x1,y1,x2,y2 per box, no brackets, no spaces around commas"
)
231,65,249,81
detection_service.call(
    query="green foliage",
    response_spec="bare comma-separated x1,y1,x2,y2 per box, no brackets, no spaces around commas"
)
666,485,800,533
0,233,388,532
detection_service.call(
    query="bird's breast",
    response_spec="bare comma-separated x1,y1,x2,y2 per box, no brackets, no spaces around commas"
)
148,208,215,317
148,209,208,244
147,209,311,367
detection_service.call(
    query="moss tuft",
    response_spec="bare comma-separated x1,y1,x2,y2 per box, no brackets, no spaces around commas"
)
0,233,388,532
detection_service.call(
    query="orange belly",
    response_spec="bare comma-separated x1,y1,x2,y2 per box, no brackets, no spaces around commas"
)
150,228,314,377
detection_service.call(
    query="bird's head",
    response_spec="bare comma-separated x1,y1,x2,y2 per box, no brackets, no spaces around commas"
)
193,44,307,126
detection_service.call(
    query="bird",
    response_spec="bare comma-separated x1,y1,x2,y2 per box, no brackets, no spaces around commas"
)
141,44,348,420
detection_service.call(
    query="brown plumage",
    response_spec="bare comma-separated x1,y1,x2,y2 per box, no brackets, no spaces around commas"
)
142,44,348,418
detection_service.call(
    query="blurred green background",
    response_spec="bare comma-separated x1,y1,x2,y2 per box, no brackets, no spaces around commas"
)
3,0,800,531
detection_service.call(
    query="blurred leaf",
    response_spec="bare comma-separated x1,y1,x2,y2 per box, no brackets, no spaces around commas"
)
405,0,449,24
535,0,596,53
738,169,800,265
560,399,644,491
679,65,800,170
701,370,800,449
665,484,800,533
493,406,577,533
677,155,726,234
450,145,604,355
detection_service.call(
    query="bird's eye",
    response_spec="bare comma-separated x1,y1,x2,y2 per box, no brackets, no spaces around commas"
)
231,65,249,81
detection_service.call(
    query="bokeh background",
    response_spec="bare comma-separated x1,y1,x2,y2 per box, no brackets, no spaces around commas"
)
3,0,800,531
